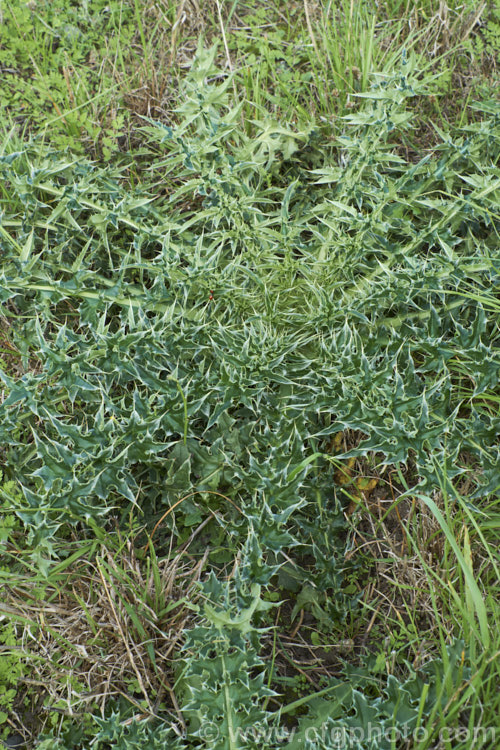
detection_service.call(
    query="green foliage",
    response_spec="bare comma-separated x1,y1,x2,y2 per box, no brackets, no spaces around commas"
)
178,573,276,749
228,0,426,125
0,47,498,542
288,641,470,749
465,0,500,60
0,472,22,547
0,40,499,750
0,622,24,737
0,0,133,155
36,713,185,750
91,714,185,749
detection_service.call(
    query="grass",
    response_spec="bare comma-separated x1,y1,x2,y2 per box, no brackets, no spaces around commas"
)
352,480,500,746
0,1,499,748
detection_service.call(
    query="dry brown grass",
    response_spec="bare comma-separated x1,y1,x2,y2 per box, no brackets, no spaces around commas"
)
343,467,496,680
122,0,210,124
322,433,472,671
1,532,206,744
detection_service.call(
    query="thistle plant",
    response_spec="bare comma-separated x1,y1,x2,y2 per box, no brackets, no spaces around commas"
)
0,42,498,748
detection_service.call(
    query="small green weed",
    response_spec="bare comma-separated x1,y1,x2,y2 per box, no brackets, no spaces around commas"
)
0,0,134,156
0,622,24,739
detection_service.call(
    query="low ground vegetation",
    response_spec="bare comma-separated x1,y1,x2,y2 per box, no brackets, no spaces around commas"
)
0,1,499,748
